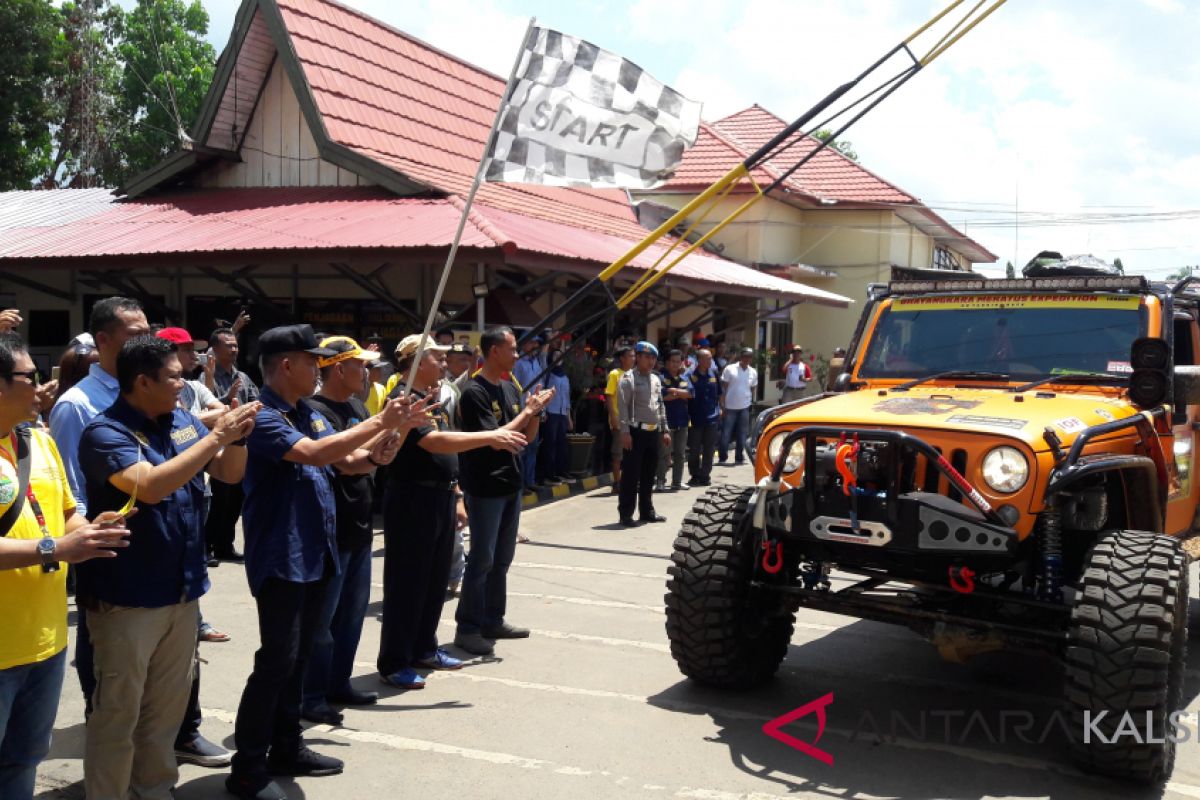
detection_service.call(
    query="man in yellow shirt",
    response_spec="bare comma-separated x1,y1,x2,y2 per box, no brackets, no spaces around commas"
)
0,332,130,798
605,346,634,490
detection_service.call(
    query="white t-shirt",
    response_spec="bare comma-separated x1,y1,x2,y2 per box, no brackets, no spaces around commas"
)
784,361,811,388
721,363,758,410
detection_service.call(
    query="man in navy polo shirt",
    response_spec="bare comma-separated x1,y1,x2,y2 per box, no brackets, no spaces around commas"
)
77,335,260,799
687,348,723,487
227,325,422,800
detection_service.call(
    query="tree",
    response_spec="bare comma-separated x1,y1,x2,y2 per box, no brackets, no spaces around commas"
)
1167,266,1197,281
1005,260,1015,279
0,0,60,190
812,128,858,162
109,0,215,184
1112,257,1125,275
44,0,124,188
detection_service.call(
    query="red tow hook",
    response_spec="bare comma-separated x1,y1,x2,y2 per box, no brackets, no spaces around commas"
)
948,565,976,594
762,540,784,574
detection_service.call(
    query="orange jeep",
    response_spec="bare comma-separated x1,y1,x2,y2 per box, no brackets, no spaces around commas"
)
665,266,1200,783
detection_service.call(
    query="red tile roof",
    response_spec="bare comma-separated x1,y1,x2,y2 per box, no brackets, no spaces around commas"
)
661,105,917,205
0,187,849,303
276,0,648,241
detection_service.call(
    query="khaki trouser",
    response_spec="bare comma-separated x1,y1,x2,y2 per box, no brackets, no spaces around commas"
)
84,599,198,800
781,386,807,403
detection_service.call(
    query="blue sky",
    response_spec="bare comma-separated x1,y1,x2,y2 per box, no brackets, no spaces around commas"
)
185,0,1200,276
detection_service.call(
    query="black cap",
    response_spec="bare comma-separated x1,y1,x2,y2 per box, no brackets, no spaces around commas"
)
258,324,338,358
447,343,473,355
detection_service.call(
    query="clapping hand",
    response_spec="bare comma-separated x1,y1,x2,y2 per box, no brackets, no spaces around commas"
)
488,429,527,453
212,399,261,445
526,385,556,415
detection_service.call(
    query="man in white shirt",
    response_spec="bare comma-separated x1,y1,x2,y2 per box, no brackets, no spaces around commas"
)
778,346,813,403
719,347,758,465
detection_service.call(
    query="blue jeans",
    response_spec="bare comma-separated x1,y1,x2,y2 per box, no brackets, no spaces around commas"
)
0,649,66,799
719,407,750,462
521,433,539,489
303,543,372,708
455,493,521,635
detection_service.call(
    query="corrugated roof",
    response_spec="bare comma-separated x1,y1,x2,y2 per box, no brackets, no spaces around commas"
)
0,189,116,232
0,187,849,304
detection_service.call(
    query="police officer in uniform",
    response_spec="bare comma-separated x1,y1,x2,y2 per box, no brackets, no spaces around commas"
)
616,341,670,527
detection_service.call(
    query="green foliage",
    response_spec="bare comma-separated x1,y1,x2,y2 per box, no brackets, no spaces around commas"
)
110,0,215,182
1005,260,1015,279
812,128,858,162
1167,265,1198,281
48,0,124,187
1112,257,1124,275
0,0,59,190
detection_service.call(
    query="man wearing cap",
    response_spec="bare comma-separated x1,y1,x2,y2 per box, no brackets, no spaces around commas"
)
300,336,397,725
227,324,423,800
605,346,634,491
779,346,812,403
687,349,722,487
616,342,670,527
157,328,226,429
440,342,474,428
719,347,758,465
377,335,527,686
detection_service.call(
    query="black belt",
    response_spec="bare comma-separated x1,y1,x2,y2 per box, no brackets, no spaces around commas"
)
409,479,458,491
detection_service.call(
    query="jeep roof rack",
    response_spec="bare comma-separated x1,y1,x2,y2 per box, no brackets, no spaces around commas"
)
886,275,1148,295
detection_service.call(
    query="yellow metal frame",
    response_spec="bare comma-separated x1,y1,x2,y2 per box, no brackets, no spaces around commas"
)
589,0,1006,307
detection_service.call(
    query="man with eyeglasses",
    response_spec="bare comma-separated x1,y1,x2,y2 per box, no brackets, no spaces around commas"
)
0,331,131,800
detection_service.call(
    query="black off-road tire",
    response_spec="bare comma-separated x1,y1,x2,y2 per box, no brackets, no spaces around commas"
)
1065,530,1189,784
664,485,795,689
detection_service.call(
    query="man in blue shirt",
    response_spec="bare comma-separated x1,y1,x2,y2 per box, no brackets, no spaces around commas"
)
78,335,260,800
227,325,421,800
536,348,572,485
50,297,230,767
511,334,545,490
687,348,723,487
657,349,693,491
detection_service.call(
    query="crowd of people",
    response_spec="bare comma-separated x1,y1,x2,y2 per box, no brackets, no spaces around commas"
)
0,298,556,800
0,296,813,800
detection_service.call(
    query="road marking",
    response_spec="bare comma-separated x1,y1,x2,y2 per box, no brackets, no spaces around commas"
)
507,591,665,613
512,561,668,580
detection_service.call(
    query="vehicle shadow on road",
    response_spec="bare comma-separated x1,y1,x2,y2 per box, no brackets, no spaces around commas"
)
647,619,1191,800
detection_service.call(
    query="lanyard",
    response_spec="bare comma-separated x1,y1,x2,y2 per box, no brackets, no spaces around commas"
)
3,432,50,538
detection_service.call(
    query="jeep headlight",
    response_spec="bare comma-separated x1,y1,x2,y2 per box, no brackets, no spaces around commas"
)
981,446,1029,493
766,431,805,473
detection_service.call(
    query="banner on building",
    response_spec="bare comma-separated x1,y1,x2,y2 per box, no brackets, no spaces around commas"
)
483,27,702,189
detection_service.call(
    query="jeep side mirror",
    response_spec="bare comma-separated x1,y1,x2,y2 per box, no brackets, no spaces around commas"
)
833,372,854,392
1129,337,1170,409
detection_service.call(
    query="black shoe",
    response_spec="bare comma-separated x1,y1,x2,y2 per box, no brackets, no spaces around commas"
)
640,513,667,523
175,734,231,767
483,621,530,639
327,688,378,706
225,775,288,800
267,743,344,777
619,516,640,528
300,705,343,726
207,554,220,568
670,483,684,491
216,549,245,563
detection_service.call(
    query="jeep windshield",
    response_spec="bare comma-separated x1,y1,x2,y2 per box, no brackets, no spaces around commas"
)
858,293,1146,383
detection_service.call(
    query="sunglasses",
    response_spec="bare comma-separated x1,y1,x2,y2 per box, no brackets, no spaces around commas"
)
2,369,40,385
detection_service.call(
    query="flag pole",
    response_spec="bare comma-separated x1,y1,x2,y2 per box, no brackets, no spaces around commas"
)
403,16,537,395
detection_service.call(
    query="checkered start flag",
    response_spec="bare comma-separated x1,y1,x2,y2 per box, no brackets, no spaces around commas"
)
483,28,702,189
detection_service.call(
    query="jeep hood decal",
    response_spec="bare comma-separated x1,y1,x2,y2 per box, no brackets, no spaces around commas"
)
785,388,1139,451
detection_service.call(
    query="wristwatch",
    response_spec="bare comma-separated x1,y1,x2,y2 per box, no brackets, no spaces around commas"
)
37,536,59,574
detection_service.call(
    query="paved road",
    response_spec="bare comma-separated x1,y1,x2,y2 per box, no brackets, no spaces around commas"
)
34,461,1200,799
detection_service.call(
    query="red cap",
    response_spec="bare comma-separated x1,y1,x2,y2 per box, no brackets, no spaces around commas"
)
156,327,193,345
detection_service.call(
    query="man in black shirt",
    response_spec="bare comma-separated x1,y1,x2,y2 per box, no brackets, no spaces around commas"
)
376,335,527,686
454,327,554,656
300,337,399,724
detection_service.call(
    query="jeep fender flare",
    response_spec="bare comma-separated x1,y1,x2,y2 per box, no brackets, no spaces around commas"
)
1046,454,1163,533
